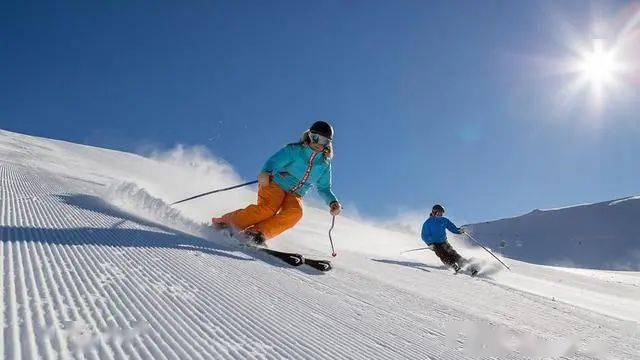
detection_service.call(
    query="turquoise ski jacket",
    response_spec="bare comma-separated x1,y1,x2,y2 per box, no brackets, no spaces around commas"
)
421,216,463,245
261,143,338,205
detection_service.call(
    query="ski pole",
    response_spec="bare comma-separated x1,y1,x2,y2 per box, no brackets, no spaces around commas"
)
464,232,511,271
170,180,258,205
400,247,432,255
328,215,337,257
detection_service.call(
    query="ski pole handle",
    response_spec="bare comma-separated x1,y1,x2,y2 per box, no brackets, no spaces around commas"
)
328,215,337,257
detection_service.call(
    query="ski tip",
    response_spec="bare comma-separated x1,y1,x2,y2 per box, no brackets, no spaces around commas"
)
291,255,304,266
304,259,333,272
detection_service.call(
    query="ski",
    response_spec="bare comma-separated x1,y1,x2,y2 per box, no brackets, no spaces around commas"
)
258,248,304,267
455,267,479,277
258,248,332,271
454,259,480,276
211,226,332,271
464,258,481,276
303,258,332,272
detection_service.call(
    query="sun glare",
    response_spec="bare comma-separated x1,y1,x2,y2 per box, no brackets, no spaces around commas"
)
575,39,620,88
577,40,617,85
564,37,628,112
555,6,640,117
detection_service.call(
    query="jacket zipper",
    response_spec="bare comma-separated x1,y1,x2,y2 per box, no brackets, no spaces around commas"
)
290,151,318,194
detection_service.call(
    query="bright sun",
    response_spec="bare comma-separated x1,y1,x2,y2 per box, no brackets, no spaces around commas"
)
566,38,626,110
576,39,619,87
554,7,639,117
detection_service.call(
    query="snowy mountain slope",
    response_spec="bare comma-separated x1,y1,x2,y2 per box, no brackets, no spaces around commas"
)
1,129,639,359
466,198,640,270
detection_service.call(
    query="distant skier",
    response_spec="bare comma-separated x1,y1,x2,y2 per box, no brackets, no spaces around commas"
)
421,204,474,273
212,121,342,244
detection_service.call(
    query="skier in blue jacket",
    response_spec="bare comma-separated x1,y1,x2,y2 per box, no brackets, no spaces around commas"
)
421,204,471,272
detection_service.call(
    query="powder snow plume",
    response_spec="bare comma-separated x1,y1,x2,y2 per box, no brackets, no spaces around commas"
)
103,181,222,242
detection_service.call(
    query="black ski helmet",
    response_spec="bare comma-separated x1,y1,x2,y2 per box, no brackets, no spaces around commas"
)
309,121,334,140
432,204,445,213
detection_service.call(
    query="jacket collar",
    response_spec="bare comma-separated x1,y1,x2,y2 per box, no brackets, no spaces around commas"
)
302,143,326,162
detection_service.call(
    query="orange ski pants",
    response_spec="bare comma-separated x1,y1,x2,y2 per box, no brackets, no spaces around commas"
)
221,181,303,239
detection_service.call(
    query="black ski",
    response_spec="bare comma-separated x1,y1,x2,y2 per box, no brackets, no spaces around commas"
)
454,259,480,276
303,258,332,272
227,230,332,271
257,248,332,271
455,267,479,277
258,248,304,266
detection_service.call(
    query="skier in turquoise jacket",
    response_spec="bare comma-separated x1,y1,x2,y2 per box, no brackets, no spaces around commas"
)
262,141,337,205
212,121,341,244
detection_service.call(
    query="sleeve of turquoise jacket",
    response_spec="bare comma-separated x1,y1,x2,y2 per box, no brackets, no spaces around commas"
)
445,218,463,234
316,164,338,205
261,145,294,174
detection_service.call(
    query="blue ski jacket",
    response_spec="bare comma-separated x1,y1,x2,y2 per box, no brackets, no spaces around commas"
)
421,216,463,245
261,143,338,205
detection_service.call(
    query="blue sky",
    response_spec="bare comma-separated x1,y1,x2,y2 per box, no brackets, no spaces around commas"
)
2,1,639,223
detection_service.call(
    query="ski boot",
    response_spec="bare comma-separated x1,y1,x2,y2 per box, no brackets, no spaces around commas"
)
458,258,479,276
242,229,266,246
466,265,479,276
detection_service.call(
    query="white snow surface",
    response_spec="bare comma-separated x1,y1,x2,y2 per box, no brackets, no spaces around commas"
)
1,129,638,359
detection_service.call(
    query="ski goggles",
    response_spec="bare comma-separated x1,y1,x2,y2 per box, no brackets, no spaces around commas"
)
309,132,332,146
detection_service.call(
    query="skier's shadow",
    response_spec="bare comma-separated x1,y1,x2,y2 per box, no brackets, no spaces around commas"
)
371,259,448,273
0,193,327,275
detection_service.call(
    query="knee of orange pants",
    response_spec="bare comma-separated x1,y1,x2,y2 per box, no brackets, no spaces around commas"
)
222,204,276,231
255,195,303,239
221,182,285,230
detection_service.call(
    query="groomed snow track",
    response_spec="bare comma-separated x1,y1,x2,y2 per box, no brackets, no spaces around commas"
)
0,163,473,359
1,130,639,359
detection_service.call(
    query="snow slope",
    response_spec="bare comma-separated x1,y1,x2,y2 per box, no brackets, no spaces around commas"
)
466,199,640,270
1,129,638,359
